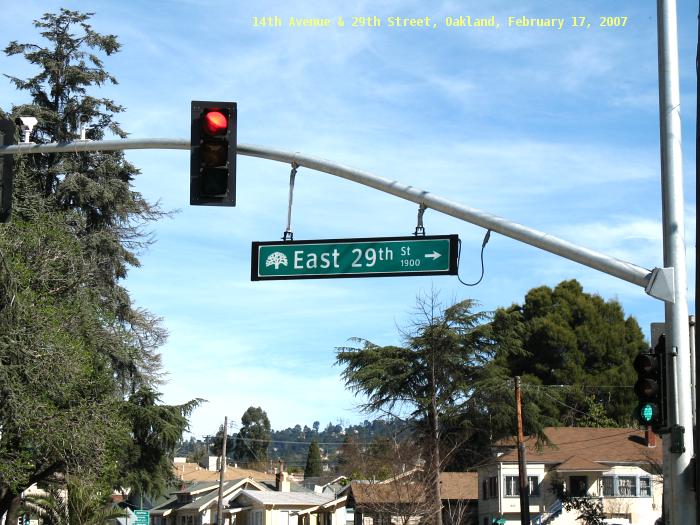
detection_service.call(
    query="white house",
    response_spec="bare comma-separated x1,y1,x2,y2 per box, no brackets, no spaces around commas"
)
477,427,663,525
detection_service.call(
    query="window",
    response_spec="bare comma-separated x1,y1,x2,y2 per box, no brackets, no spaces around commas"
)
618,476,636,497
527,476,540,496
504,476,539,497
482,480,488,499
489,476,497,499
504,476,519,497
602,476,615,497
602,474,653,497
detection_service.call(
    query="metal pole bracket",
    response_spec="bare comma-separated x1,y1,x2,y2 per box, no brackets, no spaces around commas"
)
645,267,675,303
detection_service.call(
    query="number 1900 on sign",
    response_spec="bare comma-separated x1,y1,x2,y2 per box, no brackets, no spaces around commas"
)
251,235,459,281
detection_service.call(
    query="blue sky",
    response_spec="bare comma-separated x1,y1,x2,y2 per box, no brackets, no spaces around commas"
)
2,0,696,438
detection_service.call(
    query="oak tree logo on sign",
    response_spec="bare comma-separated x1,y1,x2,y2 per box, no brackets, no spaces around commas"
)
266,252,288,269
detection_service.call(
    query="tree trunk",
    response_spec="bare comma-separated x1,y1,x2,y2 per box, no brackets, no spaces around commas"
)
428,357,442,525
0,489,22,525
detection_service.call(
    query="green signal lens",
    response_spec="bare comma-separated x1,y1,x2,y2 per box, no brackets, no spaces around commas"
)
640,403,654,422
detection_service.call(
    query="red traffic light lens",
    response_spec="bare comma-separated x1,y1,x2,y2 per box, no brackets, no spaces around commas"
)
203,110,228,135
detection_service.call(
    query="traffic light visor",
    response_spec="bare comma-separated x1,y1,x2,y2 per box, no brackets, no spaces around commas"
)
633,353,657,374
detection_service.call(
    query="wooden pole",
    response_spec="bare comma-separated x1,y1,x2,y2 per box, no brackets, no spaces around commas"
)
515,377,531,525
218,416,228,525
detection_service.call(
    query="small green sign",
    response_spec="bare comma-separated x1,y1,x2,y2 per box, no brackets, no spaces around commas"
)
134,510,149,525
252,235,458,280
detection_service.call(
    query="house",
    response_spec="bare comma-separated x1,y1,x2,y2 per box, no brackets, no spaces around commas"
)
301,476,348,496
344,471,479,525
440,473,479,525
149,478,269,525
477,427,663,525
226,470,334,525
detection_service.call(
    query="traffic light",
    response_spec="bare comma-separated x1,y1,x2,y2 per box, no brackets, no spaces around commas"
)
0,118,16,223
190,101,236,206
633,334,667,432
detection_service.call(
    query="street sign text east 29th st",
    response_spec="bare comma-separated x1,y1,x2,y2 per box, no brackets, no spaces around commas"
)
251,235,459,281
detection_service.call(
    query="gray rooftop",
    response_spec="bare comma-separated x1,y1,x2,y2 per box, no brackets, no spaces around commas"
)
239,490,332,507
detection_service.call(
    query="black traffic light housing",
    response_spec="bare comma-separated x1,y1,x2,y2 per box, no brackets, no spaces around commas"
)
633,334,667,432
190,101,237,206
0,118,16,223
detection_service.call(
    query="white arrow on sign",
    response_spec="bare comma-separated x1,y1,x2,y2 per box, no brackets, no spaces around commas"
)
424,251,442,260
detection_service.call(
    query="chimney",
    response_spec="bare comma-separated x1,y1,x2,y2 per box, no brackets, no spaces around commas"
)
276,460,291,492
645,427,657,448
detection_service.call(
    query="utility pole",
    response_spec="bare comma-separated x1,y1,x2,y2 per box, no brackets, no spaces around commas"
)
217,416,228,525
656,1,694,523
515,377,530,525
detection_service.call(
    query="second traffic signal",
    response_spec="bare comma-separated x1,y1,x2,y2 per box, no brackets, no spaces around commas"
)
190,101,237,206
633,334,667,432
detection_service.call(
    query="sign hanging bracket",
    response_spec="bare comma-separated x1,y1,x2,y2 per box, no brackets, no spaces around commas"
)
282,162,299,241
414,203,427,236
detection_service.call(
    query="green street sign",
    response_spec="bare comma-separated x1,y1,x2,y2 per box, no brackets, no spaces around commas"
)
133,510,149,525
251,235,458,281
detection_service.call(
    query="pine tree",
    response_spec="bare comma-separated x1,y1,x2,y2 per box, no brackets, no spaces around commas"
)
304,440,322,478
0,9,198,520
336,292,492,525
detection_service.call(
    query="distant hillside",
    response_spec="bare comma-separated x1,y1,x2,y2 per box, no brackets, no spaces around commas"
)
176,418,406,472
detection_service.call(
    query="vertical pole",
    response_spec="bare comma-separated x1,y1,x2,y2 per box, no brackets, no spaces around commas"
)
218,416,228,525
656,1,694,523
515,377,531,525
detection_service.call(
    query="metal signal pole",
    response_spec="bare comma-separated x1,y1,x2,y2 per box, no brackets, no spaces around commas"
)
656,1,694,523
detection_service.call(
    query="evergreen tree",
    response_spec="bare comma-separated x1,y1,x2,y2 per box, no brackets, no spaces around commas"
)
303,440,322,478
0,9,198,520
336,292,492,525
488,280,644,426
233,407,271,468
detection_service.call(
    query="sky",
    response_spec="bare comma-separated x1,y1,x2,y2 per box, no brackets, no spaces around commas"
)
1,0,696,439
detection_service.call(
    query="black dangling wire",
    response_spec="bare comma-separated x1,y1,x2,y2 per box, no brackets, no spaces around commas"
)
457,229,491,287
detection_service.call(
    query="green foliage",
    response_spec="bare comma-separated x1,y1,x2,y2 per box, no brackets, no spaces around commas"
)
552,480,606,525
336,294,490,425
1,8,198,520
21,476,126,525
120,388,202,499
303,440,322,478
210,424,236,459
337,292,492,525
233,407,271,468
489,280,644,426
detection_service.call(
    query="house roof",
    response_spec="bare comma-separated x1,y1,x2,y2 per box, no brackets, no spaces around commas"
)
554,455,608,472
439,472,478,500
174,463,275,483
150,478,268,515
149,497,179,516
349,481,426,505
237,489,333,507
492,427,662,467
